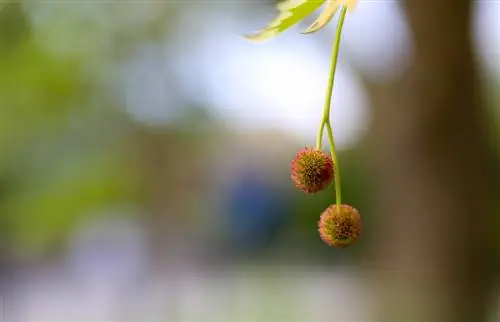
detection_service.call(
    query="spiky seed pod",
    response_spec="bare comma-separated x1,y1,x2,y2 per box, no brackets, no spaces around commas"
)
318,204,361,248
290,147,334,193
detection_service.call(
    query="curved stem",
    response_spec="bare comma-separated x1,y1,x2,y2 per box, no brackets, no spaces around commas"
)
316,122,325,150
315,6,348,211
326,121,341,210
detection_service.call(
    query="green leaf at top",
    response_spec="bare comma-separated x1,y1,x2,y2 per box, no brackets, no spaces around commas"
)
244,0,326,42
302,0,341,34
302,0,360,34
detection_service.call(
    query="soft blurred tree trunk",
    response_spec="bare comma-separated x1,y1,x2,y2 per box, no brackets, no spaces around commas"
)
369,1,495,322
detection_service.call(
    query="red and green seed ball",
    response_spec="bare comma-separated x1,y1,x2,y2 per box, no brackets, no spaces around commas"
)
290,147,334,193
318,204,362,248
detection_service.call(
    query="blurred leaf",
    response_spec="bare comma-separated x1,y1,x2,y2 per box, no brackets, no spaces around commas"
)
244,0,326,42
302,0,359,34
2,151,142,258
343,0,359,11
0,39,91,173
0,3,30,48
302,0,341,34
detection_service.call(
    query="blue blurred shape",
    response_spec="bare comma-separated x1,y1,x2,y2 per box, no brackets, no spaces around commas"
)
225,166,288,253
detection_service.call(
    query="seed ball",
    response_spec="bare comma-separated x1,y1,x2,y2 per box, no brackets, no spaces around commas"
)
318,204,362,248
290,147,334,193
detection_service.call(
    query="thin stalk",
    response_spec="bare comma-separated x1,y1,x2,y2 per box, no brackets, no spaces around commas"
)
315,6,348,211
326,121,341,211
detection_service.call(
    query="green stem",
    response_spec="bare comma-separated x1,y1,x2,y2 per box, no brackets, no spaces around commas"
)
326,121,341,210
315,5,348,211
316,122,325,150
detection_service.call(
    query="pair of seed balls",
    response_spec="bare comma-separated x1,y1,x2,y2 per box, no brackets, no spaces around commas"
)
291,147,361,248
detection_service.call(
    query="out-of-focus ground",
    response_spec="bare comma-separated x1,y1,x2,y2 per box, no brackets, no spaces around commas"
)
0,1,499,321
11,263,372,322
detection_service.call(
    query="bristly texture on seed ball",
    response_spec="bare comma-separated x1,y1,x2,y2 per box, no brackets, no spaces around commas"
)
290,147,334,193
318,204,362,248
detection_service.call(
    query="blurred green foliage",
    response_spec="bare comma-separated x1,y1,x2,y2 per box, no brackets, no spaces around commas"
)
0,3,144,260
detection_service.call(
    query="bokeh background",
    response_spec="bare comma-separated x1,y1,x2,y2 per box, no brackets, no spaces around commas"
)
0,0,499,321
